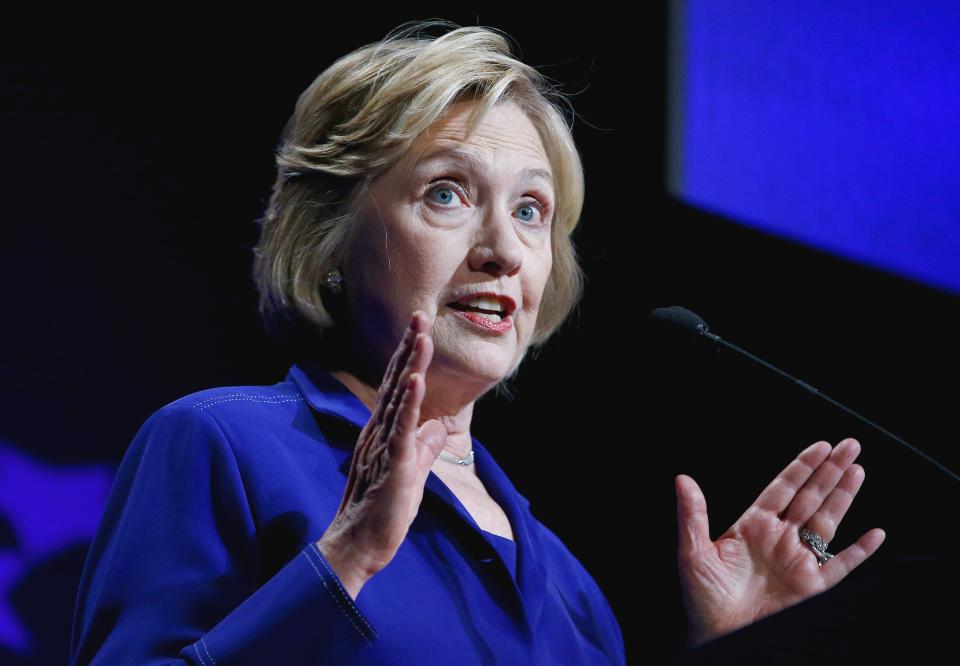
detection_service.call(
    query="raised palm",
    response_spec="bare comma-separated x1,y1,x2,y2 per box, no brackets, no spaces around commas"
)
675,438,886,648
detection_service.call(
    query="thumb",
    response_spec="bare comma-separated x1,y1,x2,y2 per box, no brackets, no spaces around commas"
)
416,419,448,458
675,474,711,557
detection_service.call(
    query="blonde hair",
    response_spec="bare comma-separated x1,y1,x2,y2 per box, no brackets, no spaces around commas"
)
252,19,587,386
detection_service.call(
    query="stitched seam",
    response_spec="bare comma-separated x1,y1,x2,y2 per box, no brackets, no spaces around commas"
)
192,392,299,408
312,542,378,637
192,393,301,409
194,642,209,666
200,637,216,665
302,545,373,642
194,393,301,409
194,396,303,411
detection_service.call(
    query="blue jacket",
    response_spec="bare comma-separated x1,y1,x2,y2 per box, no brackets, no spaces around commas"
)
70,359,626,665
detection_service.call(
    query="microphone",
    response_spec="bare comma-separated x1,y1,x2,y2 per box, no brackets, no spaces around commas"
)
648,305,959,485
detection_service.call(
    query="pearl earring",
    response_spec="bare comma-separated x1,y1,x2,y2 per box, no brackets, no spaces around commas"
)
325,268,343,294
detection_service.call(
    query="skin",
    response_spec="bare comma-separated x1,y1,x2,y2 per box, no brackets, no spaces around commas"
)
316,99,554,595
313,99,885,646
676,438,886,646
330,99,554,478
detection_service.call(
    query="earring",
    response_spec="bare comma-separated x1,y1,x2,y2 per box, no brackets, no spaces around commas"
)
325,268,343,294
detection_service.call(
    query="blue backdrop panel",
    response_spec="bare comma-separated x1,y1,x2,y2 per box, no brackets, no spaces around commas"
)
669,1,960,294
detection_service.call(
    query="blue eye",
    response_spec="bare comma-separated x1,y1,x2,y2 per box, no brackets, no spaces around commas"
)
426,178,548,226
517,204,538,223
430,186,458,206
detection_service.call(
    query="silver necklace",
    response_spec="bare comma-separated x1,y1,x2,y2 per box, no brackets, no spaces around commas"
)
437,449,475,466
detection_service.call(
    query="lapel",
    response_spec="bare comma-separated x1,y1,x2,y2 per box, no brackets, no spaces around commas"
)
286,360,548,632
467,432,548,632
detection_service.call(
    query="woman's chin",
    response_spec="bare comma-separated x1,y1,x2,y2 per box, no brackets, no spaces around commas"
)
430,345,513,386
431,313,521,379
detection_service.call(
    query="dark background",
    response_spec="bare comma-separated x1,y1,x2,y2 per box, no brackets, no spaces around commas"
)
2,9,957,665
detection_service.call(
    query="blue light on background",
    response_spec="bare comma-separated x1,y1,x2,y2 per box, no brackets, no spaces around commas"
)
668,1,960,294
0,442,113,654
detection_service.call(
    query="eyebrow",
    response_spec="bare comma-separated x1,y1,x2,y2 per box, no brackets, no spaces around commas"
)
415,147,554,190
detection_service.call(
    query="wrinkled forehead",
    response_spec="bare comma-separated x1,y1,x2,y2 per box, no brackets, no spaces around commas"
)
394,102,554,188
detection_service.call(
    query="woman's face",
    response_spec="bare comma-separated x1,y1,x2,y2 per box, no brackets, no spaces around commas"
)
341,99,555,390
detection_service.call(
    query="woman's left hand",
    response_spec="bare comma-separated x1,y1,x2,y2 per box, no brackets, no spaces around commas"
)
674,438,886,648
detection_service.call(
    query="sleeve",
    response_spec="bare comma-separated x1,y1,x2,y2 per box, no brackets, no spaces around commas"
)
70,403,379,666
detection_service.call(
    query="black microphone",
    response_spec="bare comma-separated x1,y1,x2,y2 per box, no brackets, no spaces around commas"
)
649,305,959,485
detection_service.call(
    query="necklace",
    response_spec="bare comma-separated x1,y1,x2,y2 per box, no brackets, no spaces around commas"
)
437,449,475,466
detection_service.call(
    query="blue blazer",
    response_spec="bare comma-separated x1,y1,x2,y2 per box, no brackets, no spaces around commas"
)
70,360,626,665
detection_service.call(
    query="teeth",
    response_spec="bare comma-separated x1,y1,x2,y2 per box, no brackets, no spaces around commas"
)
473,312,502,322
464,296,506,313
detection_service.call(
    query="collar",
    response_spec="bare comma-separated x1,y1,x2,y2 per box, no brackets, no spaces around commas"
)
285,359,532,511
286,359,508,487
286,358,375,431
285,359,547,630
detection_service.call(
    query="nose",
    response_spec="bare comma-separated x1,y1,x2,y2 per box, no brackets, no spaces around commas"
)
467,207,523,278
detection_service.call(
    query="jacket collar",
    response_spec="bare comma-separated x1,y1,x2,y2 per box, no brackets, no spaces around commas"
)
287,358,374,431
285,359,548,632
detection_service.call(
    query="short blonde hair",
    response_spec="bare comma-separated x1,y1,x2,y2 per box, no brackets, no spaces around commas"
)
252,19,587,372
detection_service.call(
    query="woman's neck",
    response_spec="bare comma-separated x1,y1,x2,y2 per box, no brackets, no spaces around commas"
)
329,367,478,463
311,323,488,464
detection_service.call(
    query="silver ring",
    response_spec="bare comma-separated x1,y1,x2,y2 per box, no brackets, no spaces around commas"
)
799,527,836,566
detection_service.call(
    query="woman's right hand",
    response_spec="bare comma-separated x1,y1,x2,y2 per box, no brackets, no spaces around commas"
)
316,310,449,600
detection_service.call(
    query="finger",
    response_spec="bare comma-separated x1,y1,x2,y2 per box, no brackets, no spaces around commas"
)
372,310,423,426
389,331,435,444
387,371,423,468
803,463,866,544
752,441,832,516
379,331,426,446
416,419,449,465
341,311,427,512
363,326,433,496
675,475,711,558
379,311,419,406
783,438,862,527
349,311,434,507
820,528,886,588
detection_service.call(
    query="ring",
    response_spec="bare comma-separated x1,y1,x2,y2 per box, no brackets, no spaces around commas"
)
799,527,836,566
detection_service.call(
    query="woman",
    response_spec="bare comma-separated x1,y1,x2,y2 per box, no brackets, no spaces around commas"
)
69,21,885,665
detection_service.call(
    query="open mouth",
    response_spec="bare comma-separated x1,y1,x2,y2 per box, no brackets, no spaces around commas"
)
446,301,507,323
447,302,506,322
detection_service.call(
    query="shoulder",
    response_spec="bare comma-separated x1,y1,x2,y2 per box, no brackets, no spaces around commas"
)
153,377,307,437
525,500,617,615
528,506,626,660
127,376,310,468
533,513,595,584
165,378,305,419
